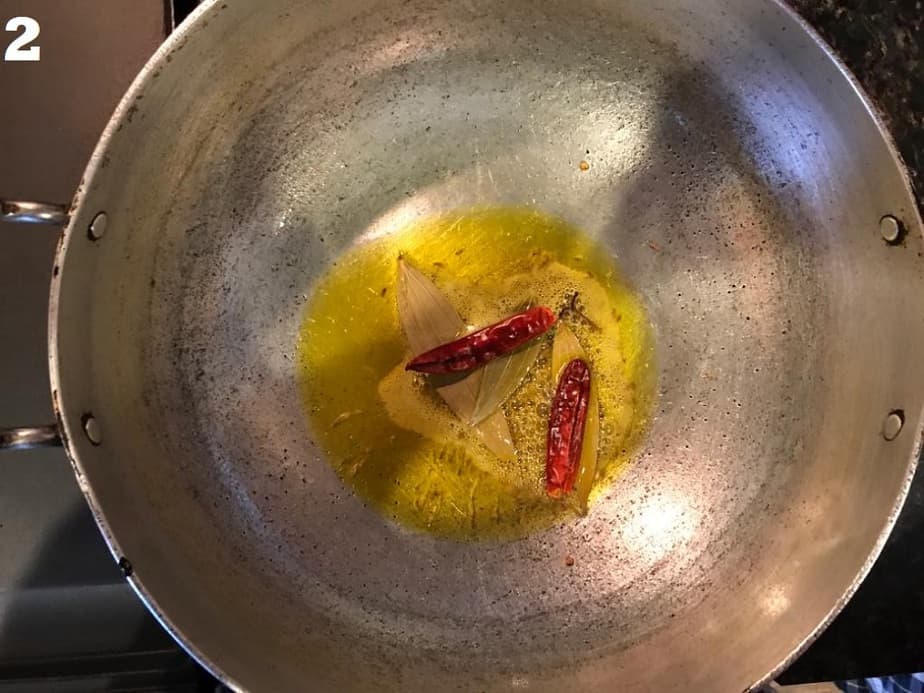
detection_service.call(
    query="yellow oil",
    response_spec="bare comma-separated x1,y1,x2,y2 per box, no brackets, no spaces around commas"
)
296,207,656,540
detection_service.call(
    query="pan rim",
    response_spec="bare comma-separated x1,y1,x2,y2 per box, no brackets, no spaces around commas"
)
749,0,924,689
47,1,247,689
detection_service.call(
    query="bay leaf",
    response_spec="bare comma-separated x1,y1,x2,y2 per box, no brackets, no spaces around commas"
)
470,333,541,425
396,258,515,460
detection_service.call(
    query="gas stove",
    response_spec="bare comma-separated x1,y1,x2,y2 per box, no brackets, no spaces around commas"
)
1,1,921,691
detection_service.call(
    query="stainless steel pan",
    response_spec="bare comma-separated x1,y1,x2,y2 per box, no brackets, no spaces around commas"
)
3,0,923,690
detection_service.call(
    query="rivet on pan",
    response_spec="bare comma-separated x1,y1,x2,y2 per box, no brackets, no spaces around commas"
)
879,215,904,245
82,413,102,445
118,556,134,577
881,410,904,441
88,212,108,241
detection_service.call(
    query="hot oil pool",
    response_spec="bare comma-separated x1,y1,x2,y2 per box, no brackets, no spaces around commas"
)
297,208,656,540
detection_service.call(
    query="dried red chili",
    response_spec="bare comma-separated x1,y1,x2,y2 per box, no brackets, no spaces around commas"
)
405,306,556,374
545,358,591,498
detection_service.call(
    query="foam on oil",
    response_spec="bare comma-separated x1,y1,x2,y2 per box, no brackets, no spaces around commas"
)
297,208,656,540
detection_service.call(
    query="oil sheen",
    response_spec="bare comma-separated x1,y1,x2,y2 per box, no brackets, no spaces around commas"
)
297,208,656,540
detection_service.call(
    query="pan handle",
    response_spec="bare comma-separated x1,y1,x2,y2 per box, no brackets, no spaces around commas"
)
0,425,62,450
1,200,68,225
0,200,66,450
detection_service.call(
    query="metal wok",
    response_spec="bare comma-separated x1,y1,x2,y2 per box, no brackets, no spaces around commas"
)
3,0,924,690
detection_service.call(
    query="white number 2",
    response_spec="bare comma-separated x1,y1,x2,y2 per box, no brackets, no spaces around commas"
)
4,17,40,62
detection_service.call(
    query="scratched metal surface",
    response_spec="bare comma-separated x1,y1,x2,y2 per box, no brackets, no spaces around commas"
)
47,0,924,691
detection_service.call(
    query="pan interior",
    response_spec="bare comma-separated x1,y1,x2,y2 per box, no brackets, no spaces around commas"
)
51,0,924,690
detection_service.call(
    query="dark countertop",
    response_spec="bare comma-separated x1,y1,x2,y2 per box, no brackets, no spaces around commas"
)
791,0,923,211
781,0,924,684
